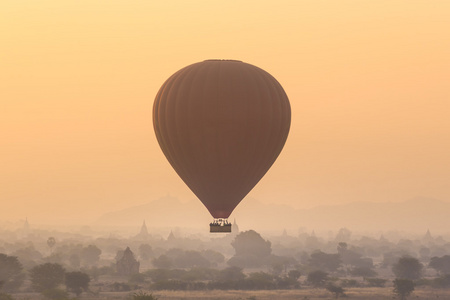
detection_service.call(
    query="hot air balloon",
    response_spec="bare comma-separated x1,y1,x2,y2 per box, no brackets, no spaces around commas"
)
153,60,291,232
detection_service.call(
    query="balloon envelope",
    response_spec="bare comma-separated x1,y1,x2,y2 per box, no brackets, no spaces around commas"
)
153,60,291,218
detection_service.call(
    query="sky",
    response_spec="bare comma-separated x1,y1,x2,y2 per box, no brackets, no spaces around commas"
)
1,1,449,224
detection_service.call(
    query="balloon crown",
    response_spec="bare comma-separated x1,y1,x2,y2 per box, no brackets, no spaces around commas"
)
203,59,243,62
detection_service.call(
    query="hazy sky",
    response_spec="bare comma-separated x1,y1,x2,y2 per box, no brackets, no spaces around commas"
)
1,1,449,224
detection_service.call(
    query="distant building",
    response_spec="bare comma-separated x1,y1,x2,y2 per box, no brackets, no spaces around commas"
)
232,219,240,234
167,230,176,241
24,217,30,232
18,217,31,239
116,247,140,275
422,229,434,244
135,220,149,239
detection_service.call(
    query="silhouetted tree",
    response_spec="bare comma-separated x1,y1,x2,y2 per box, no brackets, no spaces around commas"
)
152,255,173,269
216,266,245,282
307,270,328,287
243,272,276,289
174,250,210,268
11,246,43,269
393,278,415,300
47,237,56,254
349,266,377,277
365,277,387,287
335,228,352,242
268,255,297,275
138,244,154,261
337,242,348,254
65,271,90,296
29,263,65,292
231,230,271,257
326,283,346,299
209,266,245,289
0,254,24,292
288,270,301,280
308,250,341,272
429,255,450,274
69,254,81,269
382,250,409,268
81,245,101,266
228,230,272,268
201,249,225,266
392,256,423,280
432,274,450,288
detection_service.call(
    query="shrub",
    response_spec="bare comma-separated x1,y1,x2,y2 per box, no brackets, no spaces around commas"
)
42,288,70,300
0,293,14,300
130,290,159,300
365,277,387,287
326,284,346,299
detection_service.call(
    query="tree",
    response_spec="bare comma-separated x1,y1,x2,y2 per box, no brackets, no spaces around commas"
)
337,242,348,254
308,251,341,272
365,277,387,287
216,266,246,282
326,283,346,299
152,255,173,269
392,256,423,280
231,230,271,257
393,278,415,300
306,270,328,287
432,274,450,288
138,244,154,261
288,269,301,281
349,266,377,277
268,255,297,275
429,255,450,274
0,254,24,292
69,254,81,269
167,250,210,268
243,272,276,290
29,263,65,292
228,230,272,268
201,249,225,266
65,271,90,296
80,245,101,266
335,228,352,242
10,246,43,269
47,237,56,254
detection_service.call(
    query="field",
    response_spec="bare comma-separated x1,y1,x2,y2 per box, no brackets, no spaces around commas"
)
10,287,450,300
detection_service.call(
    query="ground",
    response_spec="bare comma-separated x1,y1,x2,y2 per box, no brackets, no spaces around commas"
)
9,287,450,300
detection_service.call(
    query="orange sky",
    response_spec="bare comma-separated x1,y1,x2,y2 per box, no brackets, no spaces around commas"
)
1,1,449,224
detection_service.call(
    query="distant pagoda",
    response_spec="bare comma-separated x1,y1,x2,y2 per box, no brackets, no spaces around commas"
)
135,220,149,239
116,247,140,275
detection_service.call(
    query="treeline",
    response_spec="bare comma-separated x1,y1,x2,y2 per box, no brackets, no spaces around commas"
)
3,228,450,299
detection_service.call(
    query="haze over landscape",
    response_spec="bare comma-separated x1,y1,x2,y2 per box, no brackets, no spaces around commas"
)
1,1,449,230
2,2,450,299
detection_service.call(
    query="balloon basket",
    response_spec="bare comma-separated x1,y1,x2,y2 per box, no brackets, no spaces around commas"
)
210,219,232,233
